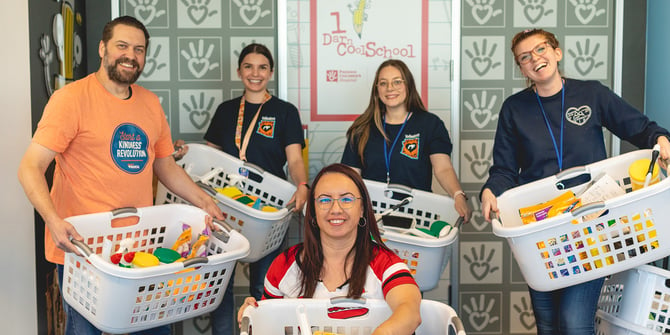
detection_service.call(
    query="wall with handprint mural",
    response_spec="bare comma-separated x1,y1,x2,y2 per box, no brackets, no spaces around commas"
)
459,0,616,333
116,1,276,334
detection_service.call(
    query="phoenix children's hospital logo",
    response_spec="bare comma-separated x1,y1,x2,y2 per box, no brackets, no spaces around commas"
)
401,135,420,159
111,123,149,174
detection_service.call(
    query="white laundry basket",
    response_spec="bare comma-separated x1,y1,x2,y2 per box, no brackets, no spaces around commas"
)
492,149,670,292
62,204,250,334
155,143,296,262
240,298,466,335
595,310,659,335
363,180,461,292
598,264,670,333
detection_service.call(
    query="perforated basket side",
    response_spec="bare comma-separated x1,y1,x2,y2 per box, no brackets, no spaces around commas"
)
61,205,250,333
598,265,670,332
157,143,297,262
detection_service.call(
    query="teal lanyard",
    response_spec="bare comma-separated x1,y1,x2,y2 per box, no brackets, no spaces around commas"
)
535,82,565,171
383,112,411,184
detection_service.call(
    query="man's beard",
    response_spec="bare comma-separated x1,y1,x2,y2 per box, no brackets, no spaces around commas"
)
104,55,142,85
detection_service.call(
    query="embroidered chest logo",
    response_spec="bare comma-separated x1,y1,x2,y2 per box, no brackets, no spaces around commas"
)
565,105,591,126
400,135,420,160
256,117,276,138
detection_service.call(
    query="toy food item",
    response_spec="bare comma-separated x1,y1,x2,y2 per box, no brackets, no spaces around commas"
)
171,223,192,257
119,252,135,268
186,227,211,259
518,191,580,224
216,186,243,198
261,205,279,212
132,252,160,268
153,247,182,264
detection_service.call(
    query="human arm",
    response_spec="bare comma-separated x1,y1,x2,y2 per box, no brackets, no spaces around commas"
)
153,156,223,221
285,143,309,212
18,143,84,255
431,153,472,223
372,283,422,335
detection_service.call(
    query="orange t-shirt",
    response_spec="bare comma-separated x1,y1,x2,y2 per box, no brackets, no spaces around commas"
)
32,74,174,264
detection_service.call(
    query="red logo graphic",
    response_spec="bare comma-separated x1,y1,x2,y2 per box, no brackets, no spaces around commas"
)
327,306,369,319
326,70,338,82
257,120,275,138
401,138,419,159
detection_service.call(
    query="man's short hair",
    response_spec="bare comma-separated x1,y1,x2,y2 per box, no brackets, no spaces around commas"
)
101,16,150,48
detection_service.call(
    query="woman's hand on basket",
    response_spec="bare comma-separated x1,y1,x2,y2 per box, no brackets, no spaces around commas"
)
289,184,309,213
47,217,84,256
237,296,259,327
657,135,670,170
481,188,499,223
454,194,472,224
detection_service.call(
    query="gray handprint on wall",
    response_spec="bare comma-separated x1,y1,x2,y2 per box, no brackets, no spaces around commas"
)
181,0,217,25
142,43,166,78
513,296,536,331
462,294,500,332
233,0,271,26
464,243,500,281
519,0,553,23
465,39,502,77
466,0,503,25
128,0,166,25
182,92,215,130
181,39,220,79
464,142,493,181
570,0,606,25
464,90,499,129
567,39,604,76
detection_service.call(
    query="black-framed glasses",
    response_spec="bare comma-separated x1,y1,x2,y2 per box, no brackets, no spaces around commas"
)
315,195,361,210
377,79,405,90
516,41,551,64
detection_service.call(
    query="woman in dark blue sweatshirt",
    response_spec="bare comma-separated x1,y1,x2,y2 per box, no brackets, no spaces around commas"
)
481,29,670,334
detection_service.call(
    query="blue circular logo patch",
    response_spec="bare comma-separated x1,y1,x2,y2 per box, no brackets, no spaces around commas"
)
110,123,149,174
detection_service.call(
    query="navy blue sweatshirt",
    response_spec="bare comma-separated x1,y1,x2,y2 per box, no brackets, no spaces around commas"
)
482,78,670,197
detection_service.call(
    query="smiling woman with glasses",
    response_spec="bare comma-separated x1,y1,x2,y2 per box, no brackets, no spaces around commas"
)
342,59,472,224
238,163,422,335
480,28,670,335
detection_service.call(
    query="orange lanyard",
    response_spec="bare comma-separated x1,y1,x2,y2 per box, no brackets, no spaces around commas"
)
235,91,272,161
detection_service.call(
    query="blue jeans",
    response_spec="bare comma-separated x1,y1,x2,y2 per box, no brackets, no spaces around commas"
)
210,248,280,335
57,264,172,335
529,277,605,335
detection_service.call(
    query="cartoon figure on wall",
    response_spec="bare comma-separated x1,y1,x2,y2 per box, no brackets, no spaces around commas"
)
39,0,85,96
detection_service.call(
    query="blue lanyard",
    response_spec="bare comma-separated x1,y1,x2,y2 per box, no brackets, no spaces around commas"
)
535,82,565,171
383,112,411,184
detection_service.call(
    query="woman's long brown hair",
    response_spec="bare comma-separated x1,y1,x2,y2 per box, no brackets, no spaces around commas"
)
299,163,391,298
345,59,427,166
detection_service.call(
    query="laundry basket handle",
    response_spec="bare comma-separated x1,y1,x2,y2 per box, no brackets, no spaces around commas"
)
330,297,367,305
196,181,217,197
111,207,139,217
239,316,251,335
450,314,467,335
242,161,266,175
570,201,606,217
70,239,93,257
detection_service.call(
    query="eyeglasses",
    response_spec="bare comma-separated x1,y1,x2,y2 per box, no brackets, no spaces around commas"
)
377,79,405,90
315,195,361,210
516,42,551,64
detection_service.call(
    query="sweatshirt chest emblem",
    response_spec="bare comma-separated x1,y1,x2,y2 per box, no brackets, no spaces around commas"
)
565,105,591,126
